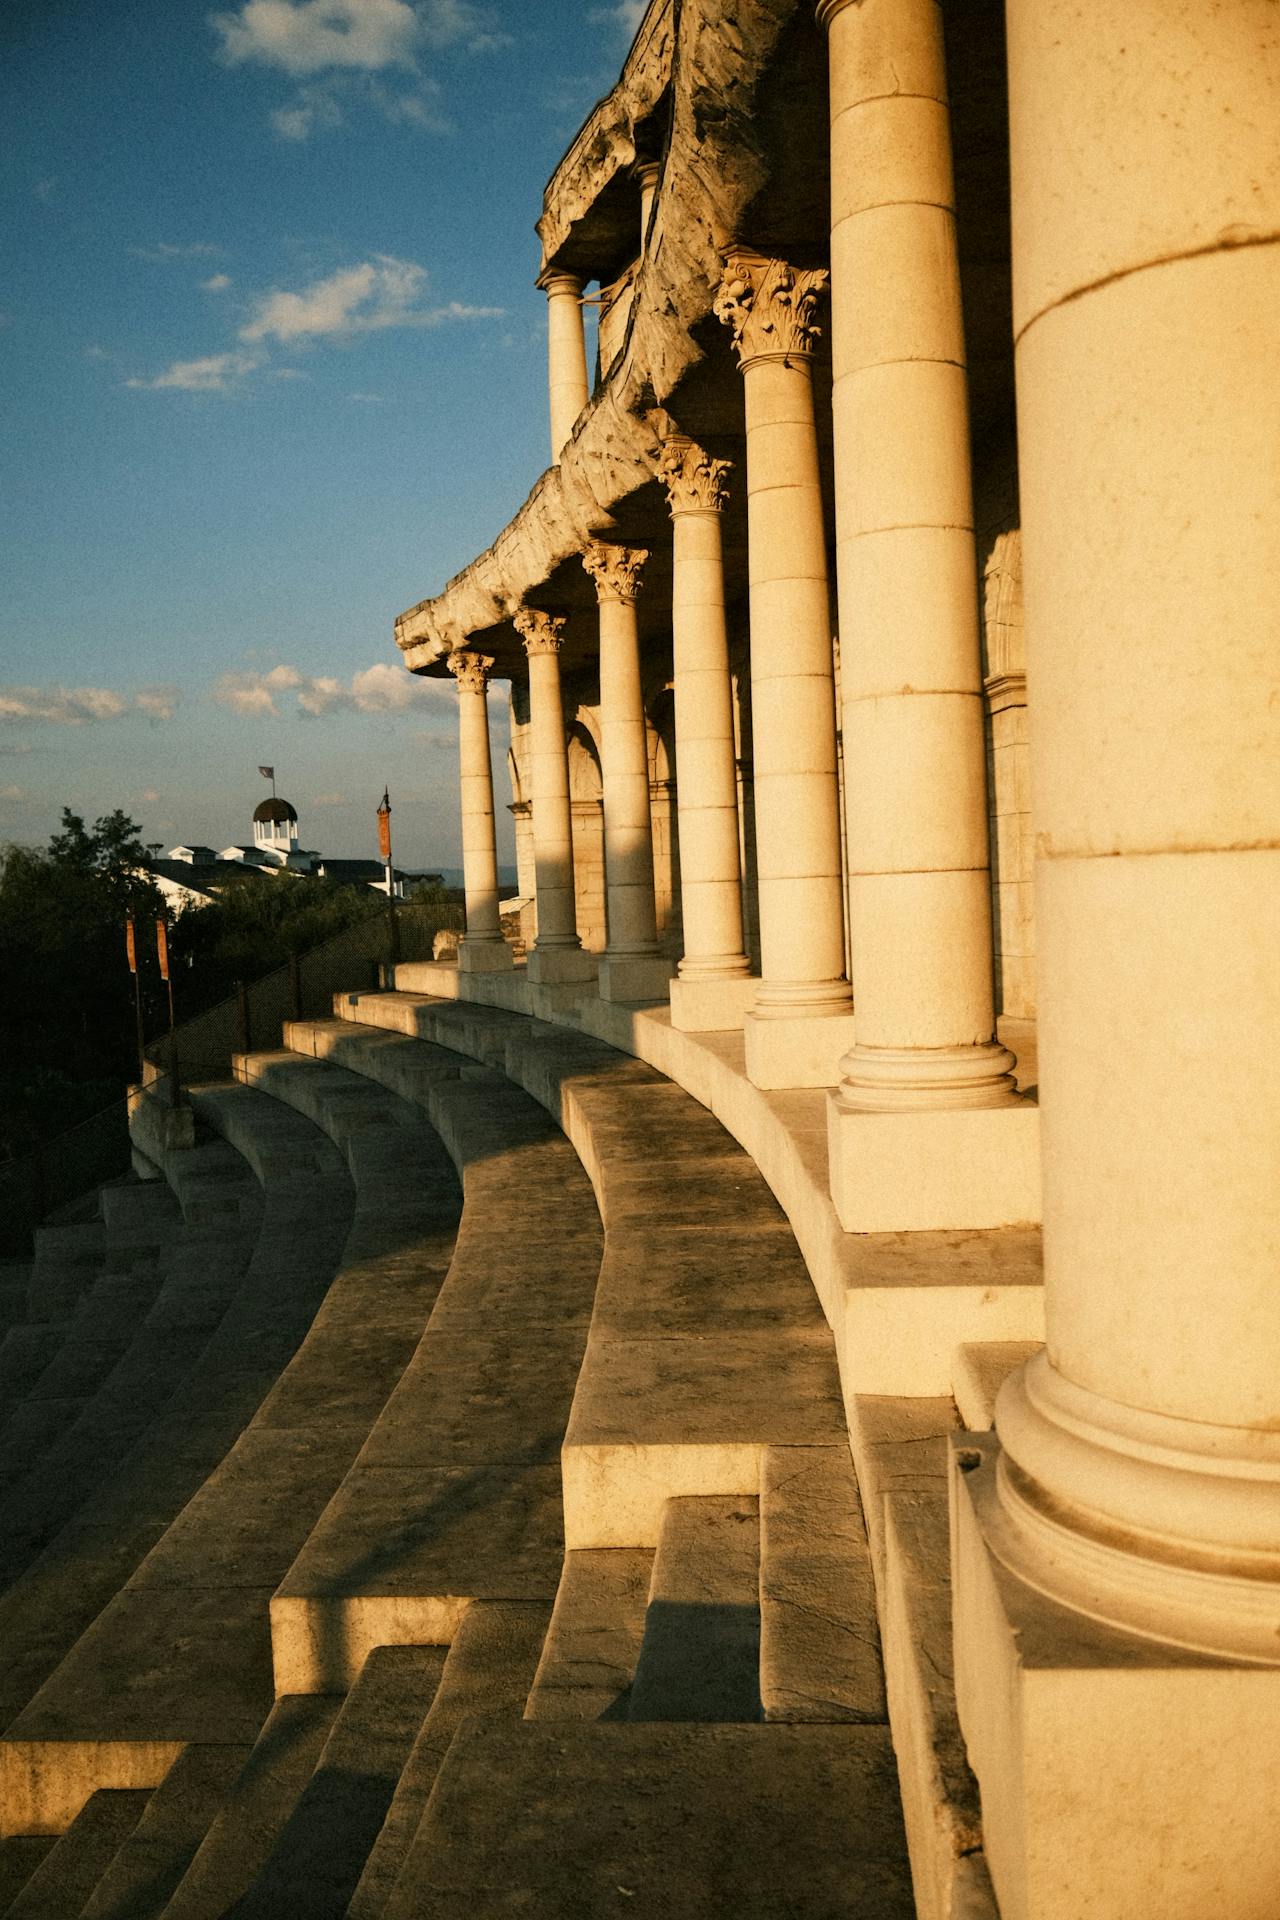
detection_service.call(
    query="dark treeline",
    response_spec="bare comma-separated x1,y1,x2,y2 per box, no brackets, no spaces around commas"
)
0,809,451,1163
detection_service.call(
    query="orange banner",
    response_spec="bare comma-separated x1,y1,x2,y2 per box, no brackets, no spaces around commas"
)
125,917,137,974
377,808,392,862
156,917,170,982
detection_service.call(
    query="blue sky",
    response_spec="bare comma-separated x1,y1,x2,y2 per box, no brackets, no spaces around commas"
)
1,0,637,867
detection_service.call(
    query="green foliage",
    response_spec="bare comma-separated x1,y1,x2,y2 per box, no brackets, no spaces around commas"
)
169,869,384,1011
0,810,164,1159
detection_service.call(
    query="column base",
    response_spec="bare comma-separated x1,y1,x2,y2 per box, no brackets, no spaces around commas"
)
457,936,514,974
525,944,598,987
597,951,677,1004
669,974,759,1032
950,1431,1280,1920
742,1010,858,1090
827,1094,1040,1232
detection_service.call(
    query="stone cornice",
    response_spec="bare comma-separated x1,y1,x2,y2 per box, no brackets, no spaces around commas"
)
394,0,800,676
660,438,731,515
714,250,828,370
583,542,649,604
447,650,496,694
513,608,567,656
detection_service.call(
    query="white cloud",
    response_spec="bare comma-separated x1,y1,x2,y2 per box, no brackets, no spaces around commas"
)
213,660,448,720
203,272,233,291
0,784,25,802
130,242,224,262
210,0,506,138
240,255,500,344
211,0,421,76
312,790,346,805
139,787,162,804
0,684,180,726
589,0,646,30
126,351,260,392
348,390,382,402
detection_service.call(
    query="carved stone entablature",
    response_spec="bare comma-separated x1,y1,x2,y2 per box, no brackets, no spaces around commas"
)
714,251,828,369
447,650,496,695
983,528,1025,682
659,438,731,516
582,542,649,604
513,608,567,656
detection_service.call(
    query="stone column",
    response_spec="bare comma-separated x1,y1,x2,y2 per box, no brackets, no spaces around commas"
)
659,437,756,1033
818,0,1038,1228
983,529,1036,1025
950,6,1280,1916
714,252,855,1088
636,160,661,246
446,649,512,973
513,608,596,986
538,269,590,461
582,543,674,1003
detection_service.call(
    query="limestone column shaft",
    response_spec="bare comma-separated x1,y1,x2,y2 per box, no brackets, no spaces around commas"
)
819,0,1014,1110
513,609,579,952
660,439,750,981
985,0,1280,1659
538,270,590,461
714,252,850,1020
636,161,661,246
582,543,660,959
447,650,510,969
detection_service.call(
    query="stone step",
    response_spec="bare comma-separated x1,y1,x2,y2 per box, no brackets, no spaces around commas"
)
224,1645,446,1920
759,1444,886,1724
346,1601,551,1920
331,991,850,1553
268,1025,600,1696
523,1549,654,1723
0,1841,52,1914
380,1721,914,1920
951,1339,1041,1430
628,1496,763,1724
3,1791,149,1920
157,1697,340,1920
76,1743,252,1920
0,1065,458,1835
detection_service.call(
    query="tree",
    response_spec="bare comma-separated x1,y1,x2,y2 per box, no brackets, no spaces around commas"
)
0,811,164,1160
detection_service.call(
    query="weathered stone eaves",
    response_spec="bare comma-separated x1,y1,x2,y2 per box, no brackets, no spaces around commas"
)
395,0,798,677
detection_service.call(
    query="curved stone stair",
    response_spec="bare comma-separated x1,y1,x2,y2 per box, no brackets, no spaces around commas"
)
0,1184,181,1504
0,1080,380,1833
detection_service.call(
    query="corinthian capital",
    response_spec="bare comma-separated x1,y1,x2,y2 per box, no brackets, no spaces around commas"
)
713,251,828,369
582,542,648,605
513,607,566,656
447,649,495,695
659,438,731,516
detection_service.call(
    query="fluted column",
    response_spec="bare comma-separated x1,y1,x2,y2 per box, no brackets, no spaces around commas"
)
660,437,756,1033
538,269,590,461
818,0,1038,1227
950,6,1280,1916
583,542,674,1004
447,649,512,973
513,608,596,987
714,251,854,1088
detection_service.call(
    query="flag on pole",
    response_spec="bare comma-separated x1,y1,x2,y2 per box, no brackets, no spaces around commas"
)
156,917,170,982
376,789,392,862
259,766,274,780
125,916,137,974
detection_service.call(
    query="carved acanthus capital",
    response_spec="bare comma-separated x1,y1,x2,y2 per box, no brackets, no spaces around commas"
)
982,528,1024,681
446,650,495,695
714,251,828,369
513,607,566,656
582,542,648,605
659,438,732,516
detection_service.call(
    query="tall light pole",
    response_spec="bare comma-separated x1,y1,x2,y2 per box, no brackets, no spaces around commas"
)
376,788,400,966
